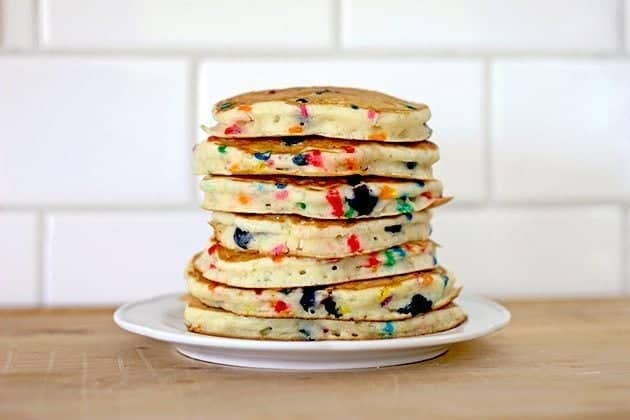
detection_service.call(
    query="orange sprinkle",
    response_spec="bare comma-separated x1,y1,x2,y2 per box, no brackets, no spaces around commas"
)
238,193,250,205
271,254,284,263
288,126,304,134
421,273,433,286
379,185,397,199
229,163,240,172
368,131,387,140
237,104,252,112
344,158,360,171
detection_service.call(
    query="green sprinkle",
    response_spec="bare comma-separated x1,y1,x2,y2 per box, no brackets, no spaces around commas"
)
350,104,359,110
259,327,272,337
384,249,397,266
403,103,417,110
296,202,307,210
396,197,414,214
217,144,228,154
344,208,356,218
218,102,234,111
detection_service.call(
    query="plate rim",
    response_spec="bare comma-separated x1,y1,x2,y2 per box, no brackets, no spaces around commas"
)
113,293,510,351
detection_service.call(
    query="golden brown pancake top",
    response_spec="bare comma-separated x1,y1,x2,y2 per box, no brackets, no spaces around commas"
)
213,86,428,114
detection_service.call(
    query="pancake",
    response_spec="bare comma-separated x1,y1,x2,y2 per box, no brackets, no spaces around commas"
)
210,210,432,258
200,175,449,220
186,256,461,321
194,136,439,179
185,297,466,340
195,239,438,287
203,86,432,141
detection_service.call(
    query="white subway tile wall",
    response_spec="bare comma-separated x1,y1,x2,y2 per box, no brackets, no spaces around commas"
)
0,0,628,305
341,0,618,52
40,0,334,49
0,0,35,49
0,57,191,205
44,212,211,305
433,207,623,297
0,213,39,306
492,60,630,201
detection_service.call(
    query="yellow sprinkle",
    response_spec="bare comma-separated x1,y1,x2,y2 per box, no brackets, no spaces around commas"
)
378,287,390,302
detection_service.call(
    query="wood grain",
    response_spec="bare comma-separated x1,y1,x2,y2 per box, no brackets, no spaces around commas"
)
1,299,629,420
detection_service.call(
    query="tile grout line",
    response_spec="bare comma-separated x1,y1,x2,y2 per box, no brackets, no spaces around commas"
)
2,50,630,59
331,0,342,51
32,0,40,49
619,0,627,54
482,58,493,205
188,57,200,206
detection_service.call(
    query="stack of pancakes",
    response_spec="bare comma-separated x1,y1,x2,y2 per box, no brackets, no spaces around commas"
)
185,87,466,340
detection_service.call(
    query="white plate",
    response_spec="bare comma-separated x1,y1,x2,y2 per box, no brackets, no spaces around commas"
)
114,294,510,370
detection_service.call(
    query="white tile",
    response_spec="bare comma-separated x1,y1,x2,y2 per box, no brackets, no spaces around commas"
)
0,0,34,49
45,211,211,305
432,206,622,298
341,0,618,52
0,212,38,306
40,0,333,49
492,60,630,202
0,57,190,205
199,59,485,202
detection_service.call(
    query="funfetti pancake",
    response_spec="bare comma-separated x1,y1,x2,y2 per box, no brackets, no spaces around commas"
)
195,239,438,288
210,210,432,258
186,257,461,321
194,136,439,179
185,297,466,341
200,175,450,220
203,86,432,141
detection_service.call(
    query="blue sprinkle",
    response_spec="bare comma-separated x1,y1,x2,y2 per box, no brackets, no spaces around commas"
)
416,180,425,187
255,183,265,192
428,224,433,235
404,213,413,221
292,153,308,166
381,321,395,337
275,183,287,189
298,328,314,341
442,274,449,288
391,246,406,258
254,151,271,161
432,255,438,266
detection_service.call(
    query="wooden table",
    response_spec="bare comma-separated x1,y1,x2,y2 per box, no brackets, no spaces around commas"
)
1,299,629,419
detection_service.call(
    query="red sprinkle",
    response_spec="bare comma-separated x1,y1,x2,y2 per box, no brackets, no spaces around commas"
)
347,234,362,253
364,253,380,270
342,145,355,153
224,124,242,135
421,191,433,199
208,244,218,255
273,300,289,313
298,104,309,119
380,295,393,307
254,289,263,295
275,190,289,200
325,189,344,217
306,150,323,167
